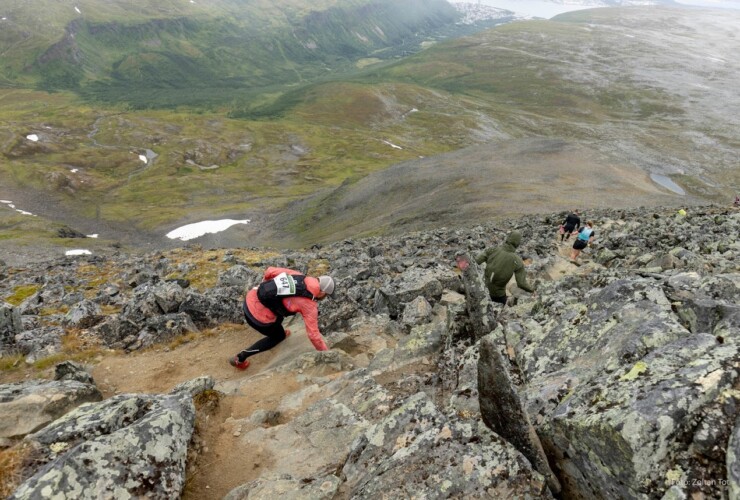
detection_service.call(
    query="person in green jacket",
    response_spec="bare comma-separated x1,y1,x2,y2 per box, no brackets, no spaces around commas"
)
475,230,536,305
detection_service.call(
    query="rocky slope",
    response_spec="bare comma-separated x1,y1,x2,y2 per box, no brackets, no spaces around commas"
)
1,203,738,499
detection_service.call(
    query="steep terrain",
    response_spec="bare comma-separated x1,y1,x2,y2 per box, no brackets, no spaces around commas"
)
1,204,738,498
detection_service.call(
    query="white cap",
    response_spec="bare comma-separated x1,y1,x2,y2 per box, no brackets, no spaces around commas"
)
318,275,335,295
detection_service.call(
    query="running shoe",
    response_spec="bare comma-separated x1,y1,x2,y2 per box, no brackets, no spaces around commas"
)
229,356,250,370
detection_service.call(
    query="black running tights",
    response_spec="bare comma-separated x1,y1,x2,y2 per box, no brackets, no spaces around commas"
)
237,305,288,362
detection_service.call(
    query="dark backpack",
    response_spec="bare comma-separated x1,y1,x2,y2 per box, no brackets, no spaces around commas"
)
257,272,315,317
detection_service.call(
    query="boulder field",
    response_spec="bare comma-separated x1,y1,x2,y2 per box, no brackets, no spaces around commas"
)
1,204,738,499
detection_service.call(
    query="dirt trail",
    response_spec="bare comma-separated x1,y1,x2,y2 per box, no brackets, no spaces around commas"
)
89,317,329,499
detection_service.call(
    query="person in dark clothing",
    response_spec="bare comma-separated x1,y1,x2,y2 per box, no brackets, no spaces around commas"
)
473,231,536,306
560,210,581,242
229,267,335,370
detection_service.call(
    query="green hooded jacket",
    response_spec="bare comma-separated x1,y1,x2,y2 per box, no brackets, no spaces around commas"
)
475,231,535,299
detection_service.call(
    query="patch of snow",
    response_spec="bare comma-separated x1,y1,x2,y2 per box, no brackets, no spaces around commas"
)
66,249,92,256
2,200,36,216
26,134,39,142
70,168,79,173
74,6,81,14
166,219,250,241
138,154,148,163
651,173,686,195
87,234,99,238
381,140,403,150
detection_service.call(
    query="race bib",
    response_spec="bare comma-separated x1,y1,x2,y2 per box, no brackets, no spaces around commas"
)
272,272,296,295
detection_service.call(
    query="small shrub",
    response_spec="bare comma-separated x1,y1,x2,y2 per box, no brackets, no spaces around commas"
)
0,354,24,372
0,444,32,498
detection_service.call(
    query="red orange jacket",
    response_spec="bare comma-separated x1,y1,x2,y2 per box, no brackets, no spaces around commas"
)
245,267,328,351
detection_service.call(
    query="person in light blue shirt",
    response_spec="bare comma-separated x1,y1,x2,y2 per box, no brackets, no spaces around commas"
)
570,221,595,262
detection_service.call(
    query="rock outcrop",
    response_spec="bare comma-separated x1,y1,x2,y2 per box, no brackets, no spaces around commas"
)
1,204,738,498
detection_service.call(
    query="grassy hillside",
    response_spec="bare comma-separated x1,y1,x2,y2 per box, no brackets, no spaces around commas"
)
1,0,463,108
1,6,739,255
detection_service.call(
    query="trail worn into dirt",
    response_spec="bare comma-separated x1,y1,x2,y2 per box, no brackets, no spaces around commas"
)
87,317,328,499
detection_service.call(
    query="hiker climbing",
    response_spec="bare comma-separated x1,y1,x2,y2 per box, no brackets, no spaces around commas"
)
559,209,581,242
473,230,536,306
229,267,335,370
570,221,595,263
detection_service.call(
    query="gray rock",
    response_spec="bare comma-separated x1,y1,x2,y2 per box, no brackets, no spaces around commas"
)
479,334,560,494
217,264,261,288
0,303,22,354
14,326,63,363
400,295,433,327
377,268,444,319
342,392,552,499
12,379,208,500
54,361,95,385
0,380,102,440
729,417,740,500
224,473,340,500
64,299,102,328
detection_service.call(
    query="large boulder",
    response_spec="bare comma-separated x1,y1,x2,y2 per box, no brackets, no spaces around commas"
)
374,268,445,319
510,273,740,498
10,377,214,500
14,326,63,363
0,380,102,440
342,392,553,498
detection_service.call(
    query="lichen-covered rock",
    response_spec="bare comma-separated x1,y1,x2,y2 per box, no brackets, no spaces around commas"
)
274,349,355,376
11,378,208,500
401,295,433,327
342,392,552,499
179,286,243,326
539,332,738,498
376,268,445,319
217,264,261,288
0,303,22,354
54,361,95,385
239,398,369,480
368,305,447,372
14,326,63,363
0,380,102,440
129,312,199,350
64,299,102,328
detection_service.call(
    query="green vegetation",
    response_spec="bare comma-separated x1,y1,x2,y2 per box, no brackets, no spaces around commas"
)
2,0,466,109
4,285,40,306
0,5,736,247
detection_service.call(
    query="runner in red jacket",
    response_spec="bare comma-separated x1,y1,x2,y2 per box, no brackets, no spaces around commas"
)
229,267,335,370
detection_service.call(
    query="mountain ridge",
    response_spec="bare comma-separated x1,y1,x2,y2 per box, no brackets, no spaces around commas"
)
1,5,739,260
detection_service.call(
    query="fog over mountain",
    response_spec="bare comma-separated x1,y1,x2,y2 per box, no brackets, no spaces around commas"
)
474,0,740,18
